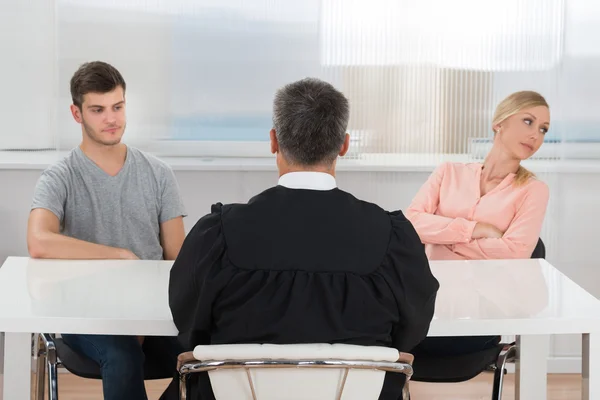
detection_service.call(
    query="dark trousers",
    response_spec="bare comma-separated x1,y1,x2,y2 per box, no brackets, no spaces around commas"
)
411,335,501,357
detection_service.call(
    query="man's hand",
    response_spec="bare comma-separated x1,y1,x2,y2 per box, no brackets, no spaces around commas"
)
118,249,139,260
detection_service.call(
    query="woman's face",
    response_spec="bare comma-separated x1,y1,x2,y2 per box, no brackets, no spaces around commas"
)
495,105,550,160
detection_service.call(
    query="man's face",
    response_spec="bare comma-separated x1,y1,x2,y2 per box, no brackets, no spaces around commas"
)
71,86,126,146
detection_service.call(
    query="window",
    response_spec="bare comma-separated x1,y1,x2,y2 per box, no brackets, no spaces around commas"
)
1,0,599,159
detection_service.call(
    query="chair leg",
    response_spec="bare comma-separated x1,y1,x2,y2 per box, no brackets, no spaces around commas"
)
35,345,46,400
47,359,59,400
402,380,411,400
42,334,59,400
492,366,505,400
38,334,59,400
179,373,188,400
492,344,517,400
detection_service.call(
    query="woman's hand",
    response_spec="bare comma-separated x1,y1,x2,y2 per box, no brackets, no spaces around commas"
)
472,222,504,239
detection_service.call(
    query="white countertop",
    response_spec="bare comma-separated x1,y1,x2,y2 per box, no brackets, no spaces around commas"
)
1,151,600,173
427,258,600,336
1,257,600,337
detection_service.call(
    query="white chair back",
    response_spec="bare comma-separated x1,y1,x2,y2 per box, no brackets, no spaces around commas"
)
192,343,403,400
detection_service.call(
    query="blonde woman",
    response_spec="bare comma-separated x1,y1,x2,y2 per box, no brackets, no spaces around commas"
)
406,91,550,356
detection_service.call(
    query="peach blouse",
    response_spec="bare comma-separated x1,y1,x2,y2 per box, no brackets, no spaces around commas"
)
406,162,549,261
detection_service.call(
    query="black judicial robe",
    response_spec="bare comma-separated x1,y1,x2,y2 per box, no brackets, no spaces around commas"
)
169,186,439,400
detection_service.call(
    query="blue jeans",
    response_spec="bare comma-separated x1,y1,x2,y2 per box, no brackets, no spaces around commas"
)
62,334,182,400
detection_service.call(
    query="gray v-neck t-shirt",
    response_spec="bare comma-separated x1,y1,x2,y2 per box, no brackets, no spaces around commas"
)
31,146,187,260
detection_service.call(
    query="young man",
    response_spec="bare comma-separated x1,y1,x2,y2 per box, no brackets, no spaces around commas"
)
28,61,186,400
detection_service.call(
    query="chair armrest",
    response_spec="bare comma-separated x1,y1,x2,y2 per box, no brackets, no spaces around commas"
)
177,351,196,371
398,352,414,365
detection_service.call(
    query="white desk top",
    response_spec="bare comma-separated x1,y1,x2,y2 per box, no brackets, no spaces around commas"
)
0,257,599,336
427,259,600,336
0,257,177,336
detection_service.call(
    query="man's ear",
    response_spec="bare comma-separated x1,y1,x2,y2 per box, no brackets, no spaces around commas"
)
70,104,83,124
270,129,278,154
339,133,350,156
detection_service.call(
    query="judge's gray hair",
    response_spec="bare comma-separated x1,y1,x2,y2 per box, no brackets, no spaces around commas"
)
272,78,349,166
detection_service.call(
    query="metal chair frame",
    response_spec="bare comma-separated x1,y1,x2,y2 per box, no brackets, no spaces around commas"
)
178,357,414,400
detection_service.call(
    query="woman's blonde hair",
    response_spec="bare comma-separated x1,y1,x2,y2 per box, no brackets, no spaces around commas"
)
491,91,549,186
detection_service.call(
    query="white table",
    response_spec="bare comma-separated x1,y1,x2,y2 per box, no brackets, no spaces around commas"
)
428,259,600,399
1,257,600,399
0,257,178,400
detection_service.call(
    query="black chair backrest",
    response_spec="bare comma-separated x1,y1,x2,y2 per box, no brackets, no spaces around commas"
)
531,238,545,259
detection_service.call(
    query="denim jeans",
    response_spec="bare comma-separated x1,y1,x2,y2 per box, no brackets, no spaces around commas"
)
61,334,182,400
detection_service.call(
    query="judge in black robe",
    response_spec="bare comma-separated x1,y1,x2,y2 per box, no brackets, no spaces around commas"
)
169,78,439,400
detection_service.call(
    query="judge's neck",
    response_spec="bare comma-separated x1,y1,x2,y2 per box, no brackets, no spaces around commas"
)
277,161,337,178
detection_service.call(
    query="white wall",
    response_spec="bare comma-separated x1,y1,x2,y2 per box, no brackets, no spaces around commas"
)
0,0,57,150
0,167,598,372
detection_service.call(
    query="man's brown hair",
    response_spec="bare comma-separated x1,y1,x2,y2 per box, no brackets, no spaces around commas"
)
70,61,126,109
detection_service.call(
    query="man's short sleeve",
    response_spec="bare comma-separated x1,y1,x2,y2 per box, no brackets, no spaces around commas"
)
31,167,68,222
159,166,187,223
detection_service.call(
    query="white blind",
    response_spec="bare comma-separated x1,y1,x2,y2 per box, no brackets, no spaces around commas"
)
321,0,563,157
0,0,598,157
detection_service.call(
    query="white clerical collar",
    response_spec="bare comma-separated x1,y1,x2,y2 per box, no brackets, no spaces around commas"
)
278,172,337,191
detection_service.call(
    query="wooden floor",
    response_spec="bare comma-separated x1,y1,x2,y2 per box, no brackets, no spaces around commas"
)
36,372,581,399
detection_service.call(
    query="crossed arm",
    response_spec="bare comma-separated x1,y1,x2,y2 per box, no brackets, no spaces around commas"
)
405,164,549,259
